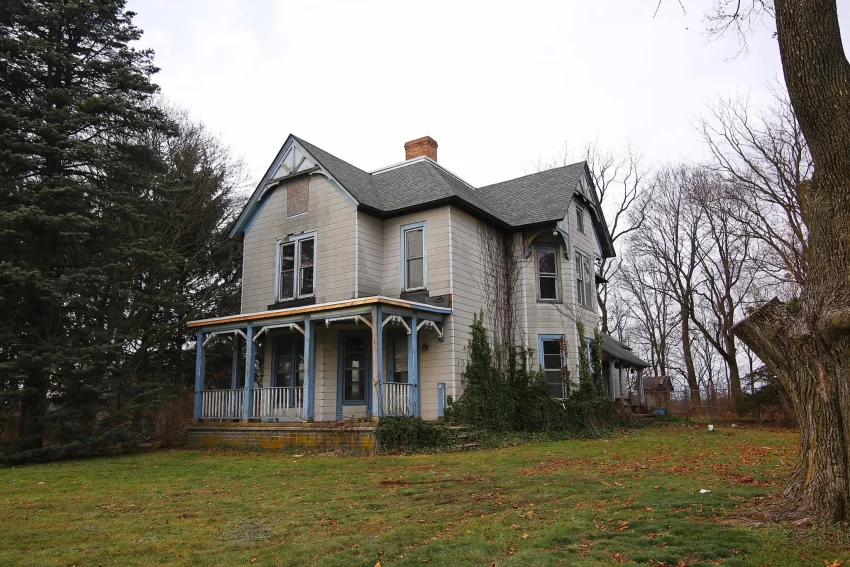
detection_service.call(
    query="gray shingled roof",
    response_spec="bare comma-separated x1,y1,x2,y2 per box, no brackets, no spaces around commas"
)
295,135,584,227
600,334,650,368
476,166,586,226
233,135,615,253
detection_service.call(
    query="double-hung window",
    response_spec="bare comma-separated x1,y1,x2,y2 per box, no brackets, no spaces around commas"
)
540,336,568,398
576,206,585,233
401,222,426,291
575,250,594,308
277,233,315,301
537,245,559,301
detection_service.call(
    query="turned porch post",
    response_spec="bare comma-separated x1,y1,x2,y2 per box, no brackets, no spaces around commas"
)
371,305,383,417
618,365,625,401
243,324,255,421
409,314,419,417
303,314,314,420
193,330,206,420
231,334,239,390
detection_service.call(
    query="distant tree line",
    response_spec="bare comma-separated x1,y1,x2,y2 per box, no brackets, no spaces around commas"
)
0,0,244,462
584,88,808,417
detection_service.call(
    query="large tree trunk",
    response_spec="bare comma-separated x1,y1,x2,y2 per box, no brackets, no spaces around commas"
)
732,0,850,522
734,300,850,521
680,306,700,400
723,331,742,402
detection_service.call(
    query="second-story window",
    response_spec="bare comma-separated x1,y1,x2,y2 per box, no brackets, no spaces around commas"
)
575,250,593,308
278,233,315,301
576,205,585,234
537,245,559,301
402,222,426,291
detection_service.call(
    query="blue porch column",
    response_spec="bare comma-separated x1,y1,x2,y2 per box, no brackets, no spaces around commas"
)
371,304,383,417
193,330,206,420
618,365,625,402
303,315,315,420
243,324,255,420
231,334,240,390
408,315,419,417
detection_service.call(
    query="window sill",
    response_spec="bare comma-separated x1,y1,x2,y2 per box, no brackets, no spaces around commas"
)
536,298,562,304
267,297,316,310
341,400,368,406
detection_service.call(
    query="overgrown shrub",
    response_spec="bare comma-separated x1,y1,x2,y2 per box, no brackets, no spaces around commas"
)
375,417,457,453
445,313,615,433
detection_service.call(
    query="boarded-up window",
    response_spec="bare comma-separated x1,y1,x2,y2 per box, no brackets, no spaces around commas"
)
287,180,308,217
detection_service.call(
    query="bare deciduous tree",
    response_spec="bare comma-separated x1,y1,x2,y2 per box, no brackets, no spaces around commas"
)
584,143,650,334
629,166,707,399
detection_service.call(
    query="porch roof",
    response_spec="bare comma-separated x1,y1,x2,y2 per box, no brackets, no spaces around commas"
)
187,295,452,329
600,333,650,369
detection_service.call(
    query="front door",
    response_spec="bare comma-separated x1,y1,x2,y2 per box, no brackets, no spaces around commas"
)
337,334,371,419
387,332,409,384
273,336,304,408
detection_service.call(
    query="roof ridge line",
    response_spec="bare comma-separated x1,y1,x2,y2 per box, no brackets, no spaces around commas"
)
371,156,476,189
478,161,586,190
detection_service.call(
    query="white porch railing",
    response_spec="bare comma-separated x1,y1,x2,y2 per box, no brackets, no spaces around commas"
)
253,387,303,419
383,382,412,416
201,389,244,419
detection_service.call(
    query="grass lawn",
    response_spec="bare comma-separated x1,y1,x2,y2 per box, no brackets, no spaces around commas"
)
2,423,848,567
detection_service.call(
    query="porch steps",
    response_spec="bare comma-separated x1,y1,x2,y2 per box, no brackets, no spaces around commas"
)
448,426,482,450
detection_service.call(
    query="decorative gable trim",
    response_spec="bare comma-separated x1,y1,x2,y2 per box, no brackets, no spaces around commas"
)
228,135,360,241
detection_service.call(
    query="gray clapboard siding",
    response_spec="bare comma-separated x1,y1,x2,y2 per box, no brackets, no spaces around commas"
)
241,175,357,314
356,212,383,297
381,207,451,298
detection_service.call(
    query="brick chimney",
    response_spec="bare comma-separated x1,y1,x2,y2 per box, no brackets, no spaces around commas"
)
404,136,438,162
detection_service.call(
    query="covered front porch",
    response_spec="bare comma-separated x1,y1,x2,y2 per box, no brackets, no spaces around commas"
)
600,333,650,406
188,296,451,422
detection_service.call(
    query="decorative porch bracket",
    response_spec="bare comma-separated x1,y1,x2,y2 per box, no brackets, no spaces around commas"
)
382,314,411,334
325,314,372,328
253,322,304,342
202,328,247,347
416,319,444,341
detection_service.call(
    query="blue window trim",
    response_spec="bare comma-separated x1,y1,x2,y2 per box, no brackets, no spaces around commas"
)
400,221,427,292
538,334,567,370
336,331,372,418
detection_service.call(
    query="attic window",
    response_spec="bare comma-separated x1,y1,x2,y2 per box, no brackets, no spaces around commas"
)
287,180,308,217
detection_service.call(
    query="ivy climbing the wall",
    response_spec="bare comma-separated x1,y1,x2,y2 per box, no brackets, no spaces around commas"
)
446,313,614,433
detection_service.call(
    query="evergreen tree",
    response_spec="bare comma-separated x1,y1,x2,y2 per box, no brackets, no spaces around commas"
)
0,1,242,460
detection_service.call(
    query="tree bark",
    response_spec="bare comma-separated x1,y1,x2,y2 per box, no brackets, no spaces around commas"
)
732,0,850,522
680,306,700,400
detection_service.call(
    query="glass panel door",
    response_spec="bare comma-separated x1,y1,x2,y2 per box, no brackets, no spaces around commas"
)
390,334,408,383
343,337,367,402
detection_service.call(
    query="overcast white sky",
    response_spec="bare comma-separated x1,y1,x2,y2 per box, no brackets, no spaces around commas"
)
130,0,850,190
